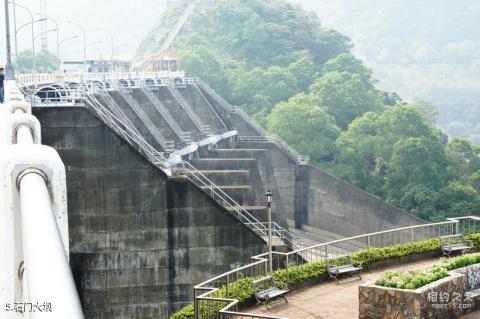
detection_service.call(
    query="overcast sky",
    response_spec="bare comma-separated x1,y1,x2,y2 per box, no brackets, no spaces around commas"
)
0,0,168,64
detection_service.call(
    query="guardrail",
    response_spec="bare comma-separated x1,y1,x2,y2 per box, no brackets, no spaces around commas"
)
0,80,84,318
16,71,188,87
193,216,479,319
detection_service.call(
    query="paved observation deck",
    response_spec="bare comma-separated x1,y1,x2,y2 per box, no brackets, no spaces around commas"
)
245,256,480,319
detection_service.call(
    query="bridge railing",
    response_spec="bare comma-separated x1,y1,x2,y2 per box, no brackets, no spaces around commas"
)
192,216,480,319
15,71,188,87
0,81,84,318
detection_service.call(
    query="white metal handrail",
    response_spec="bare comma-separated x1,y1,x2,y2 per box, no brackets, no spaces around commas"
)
166,84,207,133
4,82,85,318
194,78,310,165
140,85,191,142
192,83,228,131
15,71,188,88
117,87,175,151
84,92,169,169
192,216,477,319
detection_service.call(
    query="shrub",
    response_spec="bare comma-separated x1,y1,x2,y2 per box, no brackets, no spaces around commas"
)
171,234,480,318
375,253,480,290
375,265,448,289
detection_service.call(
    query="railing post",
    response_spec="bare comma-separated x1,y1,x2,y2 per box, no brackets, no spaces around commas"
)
367,235,371,262
194,297,199,319
225,275,229,298
411,228,414,242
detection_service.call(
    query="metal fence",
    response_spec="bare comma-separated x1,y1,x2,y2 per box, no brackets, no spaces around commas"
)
193,216,480,319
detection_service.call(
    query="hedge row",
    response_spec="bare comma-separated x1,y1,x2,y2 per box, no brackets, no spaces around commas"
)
375,253,480,289
170,233,480,319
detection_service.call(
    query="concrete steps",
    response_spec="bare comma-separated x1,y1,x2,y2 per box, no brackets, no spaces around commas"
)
289,228,365,254
208,149,268,158
199,185,255,205
188,170,251,185
191,158,257,170
225,205,267,220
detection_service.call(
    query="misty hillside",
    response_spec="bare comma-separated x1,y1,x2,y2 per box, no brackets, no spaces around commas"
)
136,0,480,225
293,0,480,143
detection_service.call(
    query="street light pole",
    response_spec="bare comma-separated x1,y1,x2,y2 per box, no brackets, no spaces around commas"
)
265,189,273,274
58,35,79,59
9,1,36,71
38,14,59,61
66,20,86,73
4,0,15,79
96,28,114,60
12,0,17,60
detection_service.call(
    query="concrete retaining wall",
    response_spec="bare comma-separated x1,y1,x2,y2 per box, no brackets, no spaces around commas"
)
359,264,480,319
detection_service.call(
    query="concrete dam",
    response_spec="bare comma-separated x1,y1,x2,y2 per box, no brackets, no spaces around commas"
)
26,74,424,318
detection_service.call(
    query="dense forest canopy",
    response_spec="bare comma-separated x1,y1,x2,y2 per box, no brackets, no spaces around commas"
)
135,0,480,221
292,0,480,144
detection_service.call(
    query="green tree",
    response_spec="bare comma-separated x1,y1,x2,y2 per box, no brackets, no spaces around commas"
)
267,94,340,161
386,137,449,204
309,71,384,128
322,53,373,84
446,137,480,178
288,54,319,91
15,50,59,73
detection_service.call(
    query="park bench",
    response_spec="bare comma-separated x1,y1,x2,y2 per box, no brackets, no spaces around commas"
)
439,234,473,257
327,254,363,284
251,276,289,309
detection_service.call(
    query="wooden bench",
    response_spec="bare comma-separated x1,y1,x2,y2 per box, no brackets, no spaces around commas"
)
251,276,289,309
439,234,473,257
327,254,363,284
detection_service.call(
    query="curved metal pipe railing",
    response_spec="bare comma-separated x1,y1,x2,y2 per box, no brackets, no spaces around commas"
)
192,216,480,319
8,84,84,318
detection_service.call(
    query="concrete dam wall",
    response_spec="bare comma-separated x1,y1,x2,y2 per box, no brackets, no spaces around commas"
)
32,79,424,318
33,106,265,318
197,83,425,237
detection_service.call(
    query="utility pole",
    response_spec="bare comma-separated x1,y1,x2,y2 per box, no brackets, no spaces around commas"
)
5,0,15,79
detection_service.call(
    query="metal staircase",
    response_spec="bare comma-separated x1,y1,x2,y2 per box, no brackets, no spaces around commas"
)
82,87,323,261
140,86,193,143
117,87,176,152
166,84,212,136
195,78,311,165
84,93,169,169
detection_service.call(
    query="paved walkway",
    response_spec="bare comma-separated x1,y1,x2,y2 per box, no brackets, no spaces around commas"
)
461,310,480,318
245,257,443,319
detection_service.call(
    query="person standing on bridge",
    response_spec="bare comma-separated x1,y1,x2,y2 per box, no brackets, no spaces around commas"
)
0,67,4,103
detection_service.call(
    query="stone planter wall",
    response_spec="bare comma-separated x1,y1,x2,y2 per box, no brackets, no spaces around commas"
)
359,265,480,319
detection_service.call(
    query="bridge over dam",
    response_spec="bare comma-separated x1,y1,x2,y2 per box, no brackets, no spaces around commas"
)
1,71,425,318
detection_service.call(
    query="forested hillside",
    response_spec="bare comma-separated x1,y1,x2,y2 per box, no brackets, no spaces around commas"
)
293,0,480,143
134,0,480,221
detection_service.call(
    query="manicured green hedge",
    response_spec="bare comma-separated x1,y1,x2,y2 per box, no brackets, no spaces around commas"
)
375,266,448,289
171,234,480,319
375,254,480,289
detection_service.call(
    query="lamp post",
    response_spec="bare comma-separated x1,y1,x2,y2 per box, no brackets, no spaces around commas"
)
66,20,86,73
33,28,57,72
265,189,273,274
9,1,38,70
96,28,114,60
58,35,79,71
58,35,79,58
16,18,46,71
37,14,59,61
4,0,14,79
